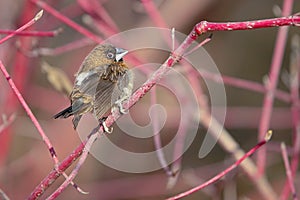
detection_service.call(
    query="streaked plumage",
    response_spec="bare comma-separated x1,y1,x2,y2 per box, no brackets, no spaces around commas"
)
54,44,132,129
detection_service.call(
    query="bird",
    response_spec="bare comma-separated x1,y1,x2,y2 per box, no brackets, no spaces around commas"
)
54,44,133,130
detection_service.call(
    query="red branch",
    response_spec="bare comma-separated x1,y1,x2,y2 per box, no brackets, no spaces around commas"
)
281,34,300,200
46,132,98,199
0,9,61,167
27,15,300,199
0,29,60,37
0,61,59,165
31,0,102,43
257,0,294,175
281,143,298,200
166,131,272,200
0,10,43,45
27,142,86,199
193,69,291,103
0,114,16,135
0,2,41,165
194,15,300,34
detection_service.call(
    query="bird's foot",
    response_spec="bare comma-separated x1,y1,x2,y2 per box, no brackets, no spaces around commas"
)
99,117,113,134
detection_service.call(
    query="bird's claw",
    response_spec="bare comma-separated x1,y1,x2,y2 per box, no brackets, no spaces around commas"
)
102,121,113,133
99,117,113,134
117,101,128,114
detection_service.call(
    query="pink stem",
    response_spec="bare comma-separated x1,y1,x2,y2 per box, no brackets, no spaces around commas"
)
257,0,294,175
27,141,87,200
141,0,168,28
0,10,43,45
46,132,98,199
281,35,300,200
0,29,59,37
150,86,173,176
31,0,102,43
194,15,300,34
166,132,272,200
140,0,178,49
77,0,119,32
0,0,38,166
31,38,93,56
197,69,291,103
280,143,298,200
0,61,59,165
0,114,16,135
28,14,299,199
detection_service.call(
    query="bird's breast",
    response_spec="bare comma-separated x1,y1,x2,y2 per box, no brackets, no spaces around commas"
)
101,63,128,83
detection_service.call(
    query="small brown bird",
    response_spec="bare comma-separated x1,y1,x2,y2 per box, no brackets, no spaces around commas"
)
54,44,133,130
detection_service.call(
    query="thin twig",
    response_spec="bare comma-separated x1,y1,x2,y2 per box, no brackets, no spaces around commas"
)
31,0,102,43
0,10,60,166
166,131,273,200
46,131,99,199
0,188,10,200
187,69,291,103
28,15,299,199
281,143,298,200
257,0,294,175
77,0,119,33
0,29,60,37
281,34,300,200
30,38,93,56
0,10,43,45
0,114,16,135
194,14,300,34
150,86,174,176
27,141,87,200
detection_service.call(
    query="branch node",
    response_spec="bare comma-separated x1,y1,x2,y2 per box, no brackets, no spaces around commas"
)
292,12,300,26
170,52,182,63
194,21,208,35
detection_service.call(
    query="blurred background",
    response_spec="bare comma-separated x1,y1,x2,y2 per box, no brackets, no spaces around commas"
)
0,0,299,199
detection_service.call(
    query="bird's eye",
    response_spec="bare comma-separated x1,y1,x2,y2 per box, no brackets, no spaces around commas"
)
106,52,114,59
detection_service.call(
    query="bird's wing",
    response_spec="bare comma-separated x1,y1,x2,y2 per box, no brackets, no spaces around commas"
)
93,79,116,119
73,67,105,96
70,66,107,118
93,70,133,119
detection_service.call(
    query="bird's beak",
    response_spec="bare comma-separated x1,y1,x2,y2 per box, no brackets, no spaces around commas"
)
115,47,128,62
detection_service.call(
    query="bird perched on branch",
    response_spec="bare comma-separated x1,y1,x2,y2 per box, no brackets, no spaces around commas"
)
54,44,133,130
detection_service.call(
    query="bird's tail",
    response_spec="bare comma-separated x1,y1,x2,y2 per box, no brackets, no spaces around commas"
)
53,106,73,119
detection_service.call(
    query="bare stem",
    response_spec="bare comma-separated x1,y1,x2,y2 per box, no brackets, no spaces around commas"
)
281,34,300,200
46,133,98,199
31,0,102,43
0,61,59,166
28,14,299,199
257,0,294,175
0,10,43,44
166,131,273,200
280,143,298,200
0,29,60,37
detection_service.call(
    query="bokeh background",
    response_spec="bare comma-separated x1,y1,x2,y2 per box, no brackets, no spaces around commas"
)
0,0,299,199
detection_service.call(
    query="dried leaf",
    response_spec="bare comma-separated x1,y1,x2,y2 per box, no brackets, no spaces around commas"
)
41,61,72,96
